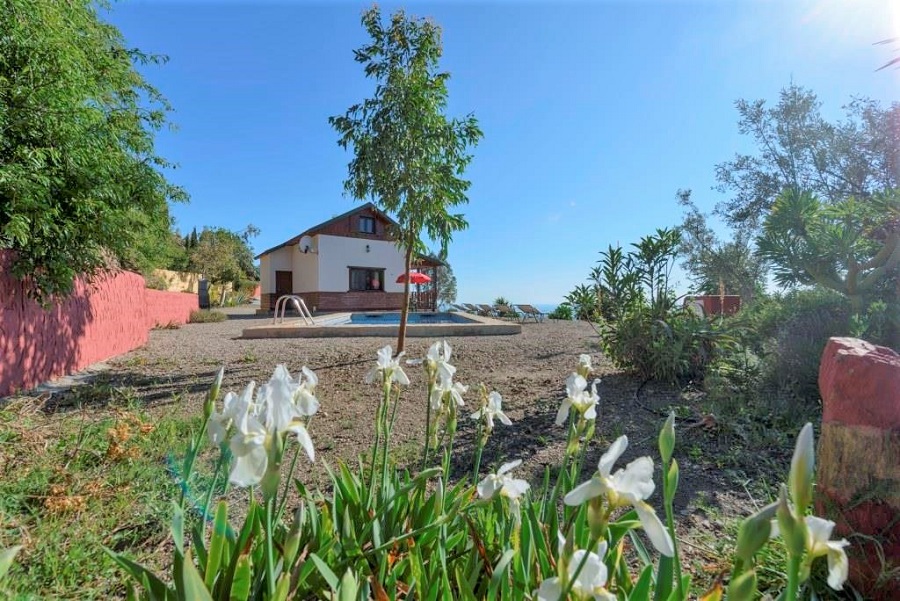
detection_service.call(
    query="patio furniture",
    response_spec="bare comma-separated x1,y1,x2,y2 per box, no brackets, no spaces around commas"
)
493,304,523,322
476,304,498,317
515,304,546,323
462,303,481,313
450,304,470,313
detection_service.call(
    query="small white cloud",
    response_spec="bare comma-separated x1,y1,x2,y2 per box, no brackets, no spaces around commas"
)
569,201,576,208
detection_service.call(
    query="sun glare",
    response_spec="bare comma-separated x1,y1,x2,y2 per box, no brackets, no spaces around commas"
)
800,0,900,47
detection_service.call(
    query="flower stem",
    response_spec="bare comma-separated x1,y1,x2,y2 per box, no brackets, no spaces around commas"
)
662,464,684,600
179,413,211,508
200,453,226,534
367,376,386,508
265,498,277,598
442,413,457,489
379,380,392,502
422,379,434,470
785,553,801,601
275,445,301,522
472,419,485,483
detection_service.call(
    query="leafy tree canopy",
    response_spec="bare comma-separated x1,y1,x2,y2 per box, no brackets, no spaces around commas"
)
0,0,185,301
756,188,899,310
714,84,898,231
189,225,259,287
436,260,457,307
330,6,482,351
677,189,766,304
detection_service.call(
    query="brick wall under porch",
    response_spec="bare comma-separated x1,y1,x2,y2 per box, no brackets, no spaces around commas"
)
261,292,405,313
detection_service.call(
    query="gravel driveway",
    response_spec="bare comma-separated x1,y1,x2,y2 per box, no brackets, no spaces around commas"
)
102,310,759,520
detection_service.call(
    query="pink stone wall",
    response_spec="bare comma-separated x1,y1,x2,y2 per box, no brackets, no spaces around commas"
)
0,254,197,397
144,288,198,328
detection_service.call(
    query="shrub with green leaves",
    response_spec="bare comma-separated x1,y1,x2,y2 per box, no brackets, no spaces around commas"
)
548,303,574,321
589,229,735,383
563,285,600,321
105,343,851,600
0,0,186,301
189,310,228,324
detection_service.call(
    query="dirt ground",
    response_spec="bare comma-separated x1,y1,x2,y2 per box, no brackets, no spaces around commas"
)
57,308,785,578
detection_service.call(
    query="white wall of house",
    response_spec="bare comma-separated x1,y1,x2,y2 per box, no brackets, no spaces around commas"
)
259,255,271,294
316,234,406,293
260,247,294,293
292,241,319,293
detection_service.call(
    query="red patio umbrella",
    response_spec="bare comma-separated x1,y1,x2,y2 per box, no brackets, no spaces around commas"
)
397,271,433,311
396,271,432,284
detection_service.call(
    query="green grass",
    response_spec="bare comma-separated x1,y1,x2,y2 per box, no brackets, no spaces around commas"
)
0,395,204,599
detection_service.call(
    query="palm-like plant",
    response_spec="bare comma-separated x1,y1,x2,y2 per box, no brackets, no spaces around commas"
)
755,189,900,311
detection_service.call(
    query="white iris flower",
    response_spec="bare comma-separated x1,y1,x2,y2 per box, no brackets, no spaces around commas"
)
470,391,512,431
366,345,410,386
564,435,674,557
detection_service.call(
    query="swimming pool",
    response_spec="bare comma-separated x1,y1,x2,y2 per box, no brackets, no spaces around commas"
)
348,312,475,325
242,310,521,338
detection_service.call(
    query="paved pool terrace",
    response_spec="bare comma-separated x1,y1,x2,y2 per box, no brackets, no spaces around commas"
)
241,311,522,338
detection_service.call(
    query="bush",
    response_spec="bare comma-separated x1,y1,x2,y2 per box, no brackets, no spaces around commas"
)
548,303,573,320
739,290,851,403
588,229,734,383
563,284,600,321
602,308,733,383
225,290,250,306
143,272,169,291
189,309,227,323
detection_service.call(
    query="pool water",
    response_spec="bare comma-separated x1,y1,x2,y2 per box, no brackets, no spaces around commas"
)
347,312,474,325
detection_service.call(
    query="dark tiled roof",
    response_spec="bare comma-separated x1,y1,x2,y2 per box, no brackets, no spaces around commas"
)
255,202,399,259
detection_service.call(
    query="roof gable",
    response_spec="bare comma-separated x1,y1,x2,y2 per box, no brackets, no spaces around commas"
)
255,203,399,259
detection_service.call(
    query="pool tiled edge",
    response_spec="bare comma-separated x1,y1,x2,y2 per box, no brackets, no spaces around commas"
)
241,312,522,338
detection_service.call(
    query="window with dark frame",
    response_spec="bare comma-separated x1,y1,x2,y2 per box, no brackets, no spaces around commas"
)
349,267,385,291
358,216,376,234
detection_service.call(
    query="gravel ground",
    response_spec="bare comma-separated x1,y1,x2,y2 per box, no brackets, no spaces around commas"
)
73,308,767,577
104,312,753,483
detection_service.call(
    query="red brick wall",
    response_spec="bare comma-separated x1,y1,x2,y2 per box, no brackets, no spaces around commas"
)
261,291,405,313
0,253,197,396
686,295,742,316
311,291,404,312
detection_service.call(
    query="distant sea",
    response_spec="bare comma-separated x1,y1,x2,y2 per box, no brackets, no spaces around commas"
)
533,303,558,315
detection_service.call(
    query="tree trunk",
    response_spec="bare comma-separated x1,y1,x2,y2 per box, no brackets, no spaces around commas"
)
397,247,412,354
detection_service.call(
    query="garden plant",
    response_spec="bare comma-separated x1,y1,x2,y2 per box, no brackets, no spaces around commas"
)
102,342,849,600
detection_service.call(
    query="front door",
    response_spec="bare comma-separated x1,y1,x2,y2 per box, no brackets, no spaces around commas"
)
274,271,293,309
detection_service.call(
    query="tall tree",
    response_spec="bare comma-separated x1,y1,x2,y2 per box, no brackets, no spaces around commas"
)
435,255,458,307
714,84,899,232
330,7,481,352
677,190,766,304
0,0,186,301
189,226,259,306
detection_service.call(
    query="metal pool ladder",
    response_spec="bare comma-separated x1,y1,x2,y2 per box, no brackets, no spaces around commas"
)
273,295,314,326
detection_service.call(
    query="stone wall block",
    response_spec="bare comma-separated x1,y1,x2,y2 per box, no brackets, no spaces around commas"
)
816,337,900,599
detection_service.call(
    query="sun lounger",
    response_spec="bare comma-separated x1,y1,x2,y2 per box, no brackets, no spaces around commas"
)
515,304,546,323
493,304,523,322
450,304,469,312
462,303,481,313
476,304,497,317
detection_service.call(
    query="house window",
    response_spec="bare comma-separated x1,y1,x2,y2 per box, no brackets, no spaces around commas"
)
349,267,384,291
358,216,375,234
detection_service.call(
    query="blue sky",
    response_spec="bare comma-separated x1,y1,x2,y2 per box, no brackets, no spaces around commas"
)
107,0,899,305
